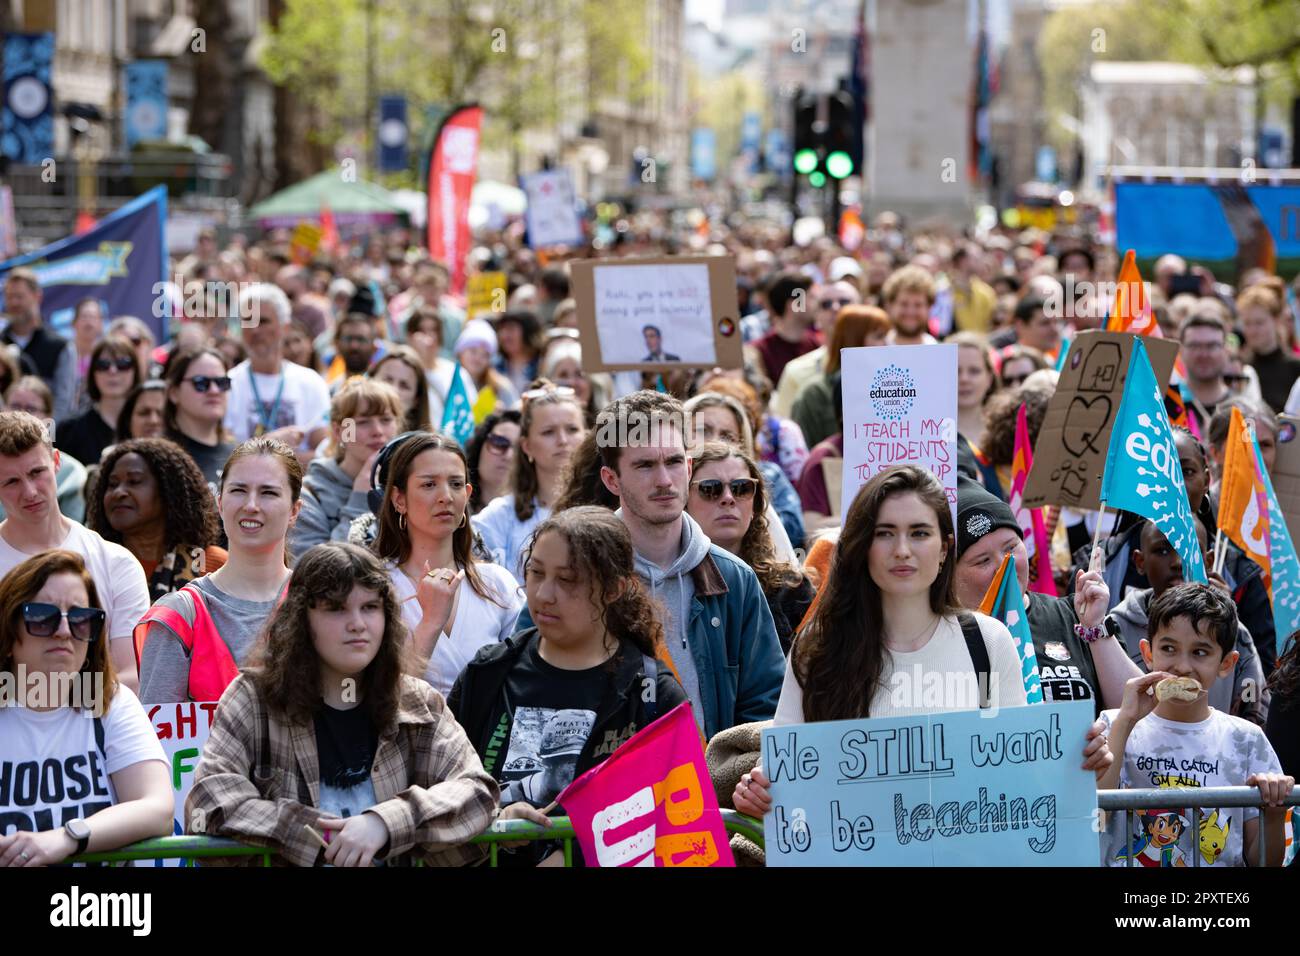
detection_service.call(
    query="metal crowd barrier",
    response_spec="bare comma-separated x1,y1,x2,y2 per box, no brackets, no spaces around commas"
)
67,790,1298,867
1098,786,1300,868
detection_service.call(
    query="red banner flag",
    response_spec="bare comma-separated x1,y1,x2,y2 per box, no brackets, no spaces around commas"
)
426,105,482,296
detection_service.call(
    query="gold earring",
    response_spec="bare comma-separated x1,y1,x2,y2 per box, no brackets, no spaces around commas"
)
457,511,467,529
398,511,407,530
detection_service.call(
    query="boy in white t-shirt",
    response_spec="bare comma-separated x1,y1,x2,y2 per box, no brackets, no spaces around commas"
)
1098,583,1293,867
224,283,331,458
0,411,148,690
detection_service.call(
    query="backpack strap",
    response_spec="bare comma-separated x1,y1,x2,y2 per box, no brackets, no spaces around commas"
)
641,653,659,725
958,612,992,709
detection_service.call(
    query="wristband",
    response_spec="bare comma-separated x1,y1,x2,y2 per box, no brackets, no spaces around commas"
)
1074,623,1106,643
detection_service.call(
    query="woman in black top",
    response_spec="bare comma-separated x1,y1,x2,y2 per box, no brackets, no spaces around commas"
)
57,337,141,466
164,346,236,490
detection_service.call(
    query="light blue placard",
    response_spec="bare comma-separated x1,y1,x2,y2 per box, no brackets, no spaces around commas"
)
762,700,1099,866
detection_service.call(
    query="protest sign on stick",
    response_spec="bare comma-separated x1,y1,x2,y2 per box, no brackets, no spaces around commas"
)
1023,330,1179,511
147,702,217,867
762,701,1098,866
570,256,742,373
838,344,957,524
521,169,583,249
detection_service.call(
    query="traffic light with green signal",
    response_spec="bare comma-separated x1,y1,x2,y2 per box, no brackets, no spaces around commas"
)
790,88,858,182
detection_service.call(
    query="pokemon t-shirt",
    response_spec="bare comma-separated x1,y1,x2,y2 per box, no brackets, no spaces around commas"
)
1099,708,1283,867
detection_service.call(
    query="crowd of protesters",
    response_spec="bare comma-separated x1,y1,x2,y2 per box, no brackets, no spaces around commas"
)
0,209,1297,868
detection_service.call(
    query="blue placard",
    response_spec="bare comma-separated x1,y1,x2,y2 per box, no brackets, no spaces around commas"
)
378,95,408,172
691,128,716,182
2,32,54,164
762,700,1099,866
125,60,168,147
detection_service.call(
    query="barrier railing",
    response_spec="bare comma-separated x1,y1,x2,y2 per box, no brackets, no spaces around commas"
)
1097,786,1300,868
67,790,1297,867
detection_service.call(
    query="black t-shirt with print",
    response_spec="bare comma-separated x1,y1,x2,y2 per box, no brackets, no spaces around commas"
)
313,704,378,819
1026,593,1102,715
497,641,608,809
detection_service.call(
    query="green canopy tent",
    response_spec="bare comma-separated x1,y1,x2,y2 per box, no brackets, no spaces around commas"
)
247,169,409,230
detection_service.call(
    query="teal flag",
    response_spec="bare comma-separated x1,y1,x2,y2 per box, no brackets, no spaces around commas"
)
981,552,1043,703
440,364,475,447
1100,338,1207,583
1252,441,1300,655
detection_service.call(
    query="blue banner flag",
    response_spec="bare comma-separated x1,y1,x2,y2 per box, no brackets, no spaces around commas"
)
378,95,408,172
1100,338,1207,583
125,61,168,147
0,186,168,343
1252,440,1300,655
980,552,1043,703
2,32,53,165
440,363,475,447
691,128,716,182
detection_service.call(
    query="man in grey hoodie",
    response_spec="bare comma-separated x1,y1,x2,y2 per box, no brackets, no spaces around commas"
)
593,390,784,739
1107,518,1268,725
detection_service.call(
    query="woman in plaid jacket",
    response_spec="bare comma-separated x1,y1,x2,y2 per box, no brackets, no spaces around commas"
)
186,542,499,866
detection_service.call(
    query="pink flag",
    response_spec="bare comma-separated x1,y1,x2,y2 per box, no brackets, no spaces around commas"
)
557,702,735,867
1010,405,1057,596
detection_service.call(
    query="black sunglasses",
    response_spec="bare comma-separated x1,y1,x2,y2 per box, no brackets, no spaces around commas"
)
484,433,513,453
819,298,854,310
94,356,135,373
22,603,106,642
185,375,233,393
692,478,758,501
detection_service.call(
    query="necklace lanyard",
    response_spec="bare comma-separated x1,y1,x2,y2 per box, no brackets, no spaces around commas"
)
248,367,286,437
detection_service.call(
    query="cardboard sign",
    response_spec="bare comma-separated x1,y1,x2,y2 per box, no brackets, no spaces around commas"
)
1023,330,1179,511
570,256,743,372
839,344,958,523
762,701,1099,867
466,271,507,319
147,702,216,867
521,169,584,249
1274,415,1300,550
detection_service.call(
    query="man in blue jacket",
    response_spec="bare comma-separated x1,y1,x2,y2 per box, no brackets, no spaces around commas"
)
515,390,783,740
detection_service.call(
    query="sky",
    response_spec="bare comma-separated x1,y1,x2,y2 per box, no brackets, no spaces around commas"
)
686,0,724,31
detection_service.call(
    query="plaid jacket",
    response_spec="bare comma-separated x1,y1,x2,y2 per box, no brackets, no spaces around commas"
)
185,673,499,867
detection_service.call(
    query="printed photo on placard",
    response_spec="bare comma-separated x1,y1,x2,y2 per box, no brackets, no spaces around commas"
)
592,263,717,366
500,706,596,807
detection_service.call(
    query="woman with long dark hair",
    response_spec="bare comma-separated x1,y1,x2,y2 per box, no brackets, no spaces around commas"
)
494,310,543,396
733,465,1113,818
57,337,142,467
186,542,498,866
465,410,522,514
474,381,586,584
115,380,168,441
370,345,432,433
449,507,685,865
373,431,522,695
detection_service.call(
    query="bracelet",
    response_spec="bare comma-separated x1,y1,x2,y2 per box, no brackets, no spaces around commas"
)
1074,623,1106,643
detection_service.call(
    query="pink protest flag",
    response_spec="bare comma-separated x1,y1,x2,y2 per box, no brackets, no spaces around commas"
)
557,701,735,868
1010,404,1057,596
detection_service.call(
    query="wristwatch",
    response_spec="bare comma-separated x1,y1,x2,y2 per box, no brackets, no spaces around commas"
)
64,819,91,855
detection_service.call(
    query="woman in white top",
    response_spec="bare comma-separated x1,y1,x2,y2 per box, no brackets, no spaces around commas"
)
733,465,1114,819
0,550,171,866
475,381,587,584
372,431,522,696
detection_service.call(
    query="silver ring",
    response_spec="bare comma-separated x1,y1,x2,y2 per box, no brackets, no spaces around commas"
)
18,850,29,860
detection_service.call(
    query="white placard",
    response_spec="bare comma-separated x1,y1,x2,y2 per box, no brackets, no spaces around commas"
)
592,263,718,366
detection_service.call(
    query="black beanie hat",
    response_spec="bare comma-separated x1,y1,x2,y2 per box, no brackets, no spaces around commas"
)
956,474,1022,557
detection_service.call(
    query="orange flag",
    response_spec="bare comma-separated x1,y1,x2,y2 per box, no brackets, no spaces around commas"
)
1218,407,1272,589
1105,249,1154,334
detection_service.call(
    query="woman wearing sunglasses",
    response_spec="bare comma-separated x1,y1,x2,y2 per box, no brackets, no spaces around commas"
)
465,411,522,515
164,347,236,489
115,381,168,442
687,443,814,654
85,438,228,601
56,337,142,468
475,381,587,585
0,550,172,867
186,542,498,867
137,438,303,704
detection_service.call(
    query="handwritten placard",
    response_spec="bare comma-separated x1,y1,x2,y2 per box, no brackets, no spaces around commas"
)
1023,331,1179,510
762,701,1099,866
840,344,958,523
569,256,742,372
147,702,216,866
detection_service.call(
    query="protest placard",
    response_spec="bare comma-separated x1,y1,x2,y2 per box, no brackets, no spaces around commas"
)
1274,415,1300,549
558,702,734,867
838,344,957,523
762,700,1098,866
147,702,216,866
1022,330,1179,511
466,271,507,319
289,221,323,265
521,168,583,249
569,256,743,372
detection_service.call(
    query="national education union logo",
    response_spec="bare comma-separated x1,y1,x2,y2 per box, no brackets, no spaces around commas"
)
869,364,916,421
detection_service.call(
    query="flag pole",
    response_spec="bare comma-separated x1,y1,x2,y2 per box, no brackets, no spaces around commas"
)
1091,503,1107,560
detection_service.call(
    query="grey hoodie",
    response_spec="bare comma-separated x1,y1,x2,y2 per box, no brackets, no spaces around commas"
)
290,457,373,563
622,509,712,727
1107,588,1269,725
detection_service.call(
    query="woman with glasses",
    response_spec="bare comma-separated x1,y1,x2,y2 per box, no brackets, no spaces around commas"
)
85,438,228,601
686,443,814,654
996,345,1047,391
57,337,142,468
105,317,157,378
466,410,522,515
115,381,168,442
475,382,587,585
0,550,172,866
164,347,236,489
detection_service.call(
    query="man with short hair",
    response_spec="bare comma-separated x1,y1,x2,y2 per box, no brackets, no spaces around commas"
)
1,269,79,421
1179,312,1232,434
881,265,939,346
1011,294,1063,359
224,283,331,457
752,270,817,384
773,279,862,417
0,411,149,689
328,314,378,393
640,325,680,363
589,391,782,738
949,246,997,333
